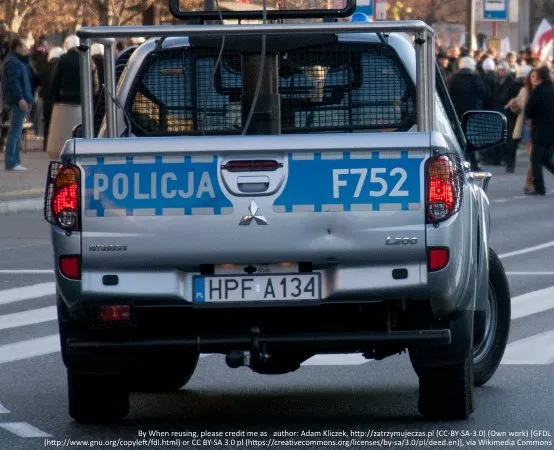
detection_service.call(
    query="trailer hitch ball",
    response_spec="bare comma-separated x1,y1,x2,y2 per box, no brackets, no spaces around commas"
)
225,350,248,369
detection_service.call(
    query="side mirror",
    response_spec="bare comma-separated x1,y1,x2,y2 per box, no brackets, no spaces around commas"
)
72,124,83,138
461,111,507,152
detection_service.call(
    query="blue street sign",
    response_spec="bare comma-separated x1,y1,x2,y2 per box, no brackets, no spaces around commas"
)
483,0,508,21
351,12,370,22
354,0,373,18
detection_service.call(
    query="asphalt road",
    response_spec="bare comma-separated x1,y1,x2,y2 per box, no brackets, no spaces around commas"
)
0,153,553,450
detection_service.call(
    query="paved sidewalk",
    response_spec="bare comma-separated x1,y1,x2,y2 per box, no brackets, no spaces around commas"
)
0,134,49,213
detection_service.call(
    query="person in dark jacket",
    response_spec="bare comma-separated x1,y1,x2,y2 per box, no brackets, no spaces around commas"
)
1,37,33,171
524,66,554,196
41,46,64,152
0,23,10,63
30,37,49,136
492,61,519,171
51,36,99,105
46,35,99,158
448,56,487,171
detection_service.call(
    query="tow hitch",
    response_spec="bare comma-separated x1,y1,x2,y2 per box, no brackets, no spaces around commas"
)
225,327,271,369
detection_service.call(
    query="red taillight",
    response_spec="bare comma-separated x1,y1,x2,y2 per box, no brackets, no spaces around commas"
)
60,255,81,279
45,162,80,231
52,184,78,215
223,160,281,172
428,248,449,271
98,305,131,323
426,155,459,222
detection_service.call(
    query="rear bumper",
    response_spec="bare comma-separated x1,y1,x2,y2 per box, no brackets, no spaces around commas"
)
59,262,429,309
66,329,450,354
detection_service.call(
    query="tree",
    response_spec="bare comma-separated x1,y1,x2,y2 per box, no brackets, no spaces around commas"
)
91,0,158,25
388,0,467,23
3,0,45,32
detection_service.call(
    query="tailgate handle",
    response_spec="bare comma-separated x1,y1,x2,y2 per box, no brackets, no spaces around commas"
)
237,176,270,193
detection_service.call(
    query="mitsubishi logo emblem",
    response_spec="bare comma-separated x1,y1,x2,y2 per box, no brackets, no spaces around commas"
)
239,200,268,226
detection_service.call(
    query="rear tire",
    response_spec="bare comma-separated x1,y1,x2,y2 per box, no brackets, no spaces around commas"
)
128,352,199,392
68,370,130,424
473,248,511,387
418,354,474,420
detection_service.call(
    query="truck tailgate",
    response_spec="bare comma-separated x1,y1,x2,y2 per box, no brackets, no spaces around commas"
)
77,132,430,270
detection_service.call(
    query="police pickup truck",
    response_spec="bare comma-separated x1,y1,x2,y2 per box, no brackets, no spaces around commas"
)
44,2,511,424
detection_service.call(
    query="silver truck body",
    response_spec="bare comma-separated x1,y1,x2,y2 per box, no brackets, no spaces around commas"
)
53,29,489,319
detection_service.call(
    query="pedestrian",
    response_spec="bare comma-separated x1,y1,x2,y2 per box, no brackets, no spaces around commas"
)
46,35,99,159
30,36,49,137
437,50,451,81
506,66,534,190
91,43,104,136
506,52,518,76
1,37,34,171
42,46,64,153
524,66,554,196
0,23,10,63
480,58,500,164
493,61,519,172
448,56,487,171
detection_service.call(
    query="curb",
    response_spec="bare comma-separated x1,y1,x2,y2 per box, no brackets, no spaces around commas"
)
0,197,43,214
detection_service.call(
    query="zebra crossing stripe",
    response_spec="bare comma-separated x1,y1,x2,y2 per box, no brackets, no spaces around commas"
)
0,335,60,365
501,330,554,365
0,283,55,306
0,422,52,438
0,306,57,331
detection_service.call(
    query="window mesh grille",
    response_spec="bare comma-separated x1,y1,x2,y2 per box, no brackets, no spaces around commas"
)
126,44,415,136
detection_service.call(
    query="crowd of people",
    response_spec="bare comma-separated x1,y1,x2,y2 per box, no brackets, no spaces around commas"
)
0,22,143,171
440,44,554,195
1,22,553,196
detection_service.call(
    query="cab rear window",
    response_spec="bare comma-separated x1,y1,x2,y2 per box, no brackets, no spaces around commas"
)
126,43,416,136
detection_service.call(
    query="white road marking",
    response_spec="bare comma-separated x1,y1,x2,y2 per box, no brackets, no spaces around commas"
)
0,422,52,438
501,330,554,365
0,270,53,274
0,306,57,331
0,403,10,414
0,335,60,365
0,198,43,214
0,282,56,306
301,354,369,366
492,199,509,203
507,272,554,275
499,241,554,259
511,285,554,320
512,196,527,199
0,243,49,252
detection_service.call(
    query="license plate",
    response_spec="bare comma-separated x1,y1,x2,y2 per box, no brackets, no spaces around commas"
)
193,273,321,303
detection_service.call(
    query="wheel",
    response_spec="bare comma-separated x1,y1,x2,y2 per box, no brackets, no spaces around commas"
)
128,352,199,392
68,369,130,423
472,248,511,386
417,353,474,420
410,307,475,420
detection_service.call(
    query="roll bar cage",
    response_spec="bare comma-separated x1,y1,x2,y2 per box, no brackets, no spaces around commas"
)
76,21,435,139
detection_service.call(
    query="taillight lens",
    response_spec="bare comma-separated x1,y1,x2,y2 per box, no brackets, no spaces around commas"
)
45,162,80,231
426,155,461,222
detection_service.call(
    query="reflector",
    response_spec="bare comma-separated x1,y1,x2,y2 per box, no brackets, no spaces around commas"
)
60,256,81,280
98,305,131,323
428,248,449,271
